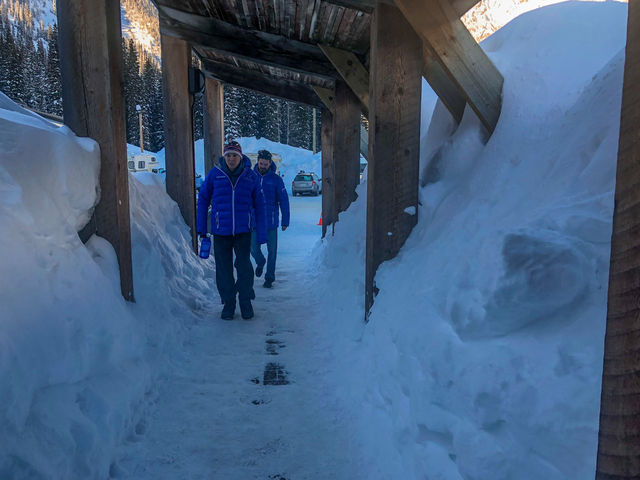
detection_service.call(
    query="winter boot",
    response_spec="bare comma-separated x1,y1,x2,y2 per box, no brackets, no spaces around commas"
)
263,279,273,289
239,300,254,320
255,263,264,278
221,300,236,320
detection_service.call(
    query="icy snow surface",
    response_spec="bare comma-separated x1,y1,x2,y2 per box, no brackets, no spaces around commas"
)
0,1,630,478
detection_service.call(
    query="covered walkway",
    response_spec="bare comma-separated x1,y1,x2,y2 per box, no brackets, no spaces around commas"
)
113,197,362,479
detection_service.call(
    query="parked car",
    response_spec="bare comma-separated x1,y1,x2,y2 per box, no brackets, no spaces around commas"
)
292,171,321,196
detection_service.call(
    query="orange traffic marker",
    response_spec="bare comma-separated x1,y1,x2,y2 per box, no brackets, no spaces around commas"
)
317,213,322,226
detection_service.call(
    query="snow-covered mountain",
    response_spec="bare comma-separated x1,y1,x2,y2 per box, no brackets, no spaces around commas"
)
0,0,160,60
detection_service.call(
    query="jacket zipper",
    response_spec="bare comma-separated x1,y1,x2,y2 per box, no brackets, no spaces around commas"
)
220,166,248,235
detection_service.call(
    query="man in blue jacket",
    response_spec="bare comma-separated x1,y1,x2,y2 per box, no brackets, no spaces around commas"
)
251,150,290,288
197,142,267,320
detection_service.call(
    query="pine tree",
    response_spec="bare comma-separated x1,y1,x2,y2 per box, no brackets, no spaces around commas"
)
44,24,62,116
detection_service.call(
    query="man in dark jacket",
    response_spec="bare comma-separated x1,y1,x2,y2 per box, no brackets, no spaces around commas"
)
197,142,267,320
251,150,290,288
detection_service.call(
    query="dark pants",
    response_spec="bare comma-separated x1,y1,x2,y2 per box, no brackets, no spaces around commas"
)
213,233,254,304
251,228,278,282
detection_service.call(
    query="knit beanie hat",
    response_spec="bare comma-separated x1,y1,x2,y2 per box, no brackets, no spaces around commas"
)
224,141,242,156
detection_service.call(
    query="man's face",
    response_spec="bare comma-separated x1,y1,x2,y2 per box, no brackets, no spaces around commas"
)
257,157,271,173
225,152,242,170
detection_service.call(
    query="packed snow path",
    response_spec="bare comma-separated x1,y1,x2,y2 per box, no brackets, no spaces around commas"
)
113,196,360,480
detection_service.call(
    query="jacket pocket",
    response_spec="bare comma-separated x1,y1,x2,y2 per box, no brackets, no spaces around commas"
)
215,212,220,230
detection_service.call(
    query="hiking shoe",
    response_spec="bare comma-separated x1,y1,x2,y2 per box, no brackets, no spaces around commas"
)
263,279,273,288
221,301,235,320
255,264,264,278
240,301,254,320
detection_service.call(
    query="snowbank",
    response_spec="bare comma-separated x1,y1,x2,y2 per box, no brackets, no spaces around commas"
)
314,2,626,479
0,92,216,479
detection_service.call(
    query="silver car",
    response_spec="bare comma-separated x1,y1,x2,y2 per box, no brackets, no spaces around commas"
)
292,172,321,196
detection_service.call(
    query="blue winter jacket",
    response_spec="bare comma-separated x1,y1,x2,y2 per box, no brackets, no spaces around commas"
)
197,155,267,243
254,163,290,230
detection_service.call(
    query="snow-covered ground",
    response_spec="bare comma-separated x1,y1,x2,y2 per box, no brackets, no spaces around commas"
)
0,1,630,479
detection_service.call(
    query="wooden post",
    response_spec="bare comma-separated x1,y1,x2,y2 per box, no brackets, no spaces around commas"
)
365,3,422,318
321,108,335,238
203,77,224,174
57,0,134,301
161,34,197,252
333,81,361,216
596,2,640,478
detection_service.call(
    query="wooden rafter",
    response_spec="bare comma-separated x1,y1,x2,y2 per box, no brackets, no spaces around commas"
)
394,0,503,132
201,58,325,108
312,85,336,113
158,4,342,81
319,44,369,116
423,42,465,123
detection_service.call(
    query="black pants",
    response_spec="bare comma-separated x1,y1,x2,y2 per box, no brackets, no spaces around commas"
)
213,232,254,304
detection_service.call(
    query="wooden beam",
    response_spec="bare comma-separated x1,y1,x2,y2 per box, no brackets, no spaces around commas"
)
365,3,422,318
423,42,465,123
203,77,224,174
312,86,336,113
321,108,335,238
161,34,197,252
596,1,640,477
158,5,340,81
319,44,370,116
201,59,325,108
333,81,361,216
57,0,134,301
394,0,503,132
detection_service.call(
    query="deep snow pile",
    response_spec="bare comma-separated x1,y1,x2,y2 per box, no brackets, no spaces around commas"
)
0,93,216,479
314,2,626,479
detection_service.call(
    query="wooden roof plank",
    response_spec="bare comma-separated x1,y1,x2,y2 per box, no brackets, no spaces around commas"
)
158,6,340,80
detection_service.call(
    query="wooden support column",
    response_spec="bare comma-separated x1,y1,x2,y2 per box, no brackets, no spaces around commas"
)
365,3,422,318
321,108,335,238
57,0,134,301
203,77,224,174
333,81,361,216
596,1,640,477
161,34,197,252
394,0,503,132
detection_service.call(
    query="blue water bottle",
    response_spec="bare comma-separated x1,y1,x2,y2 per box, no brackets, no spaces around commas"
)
199,236,211,259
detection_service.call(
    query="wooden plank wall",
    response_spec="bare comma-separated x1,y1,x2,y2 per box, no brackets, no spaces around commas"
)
203,77,224,174
161,34,198,252
596,1,640,478
365,3,422,317
57,0,134,301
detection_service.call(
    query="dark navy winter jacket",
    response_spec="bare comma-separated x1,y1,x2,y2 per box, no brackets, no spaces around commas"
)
197,155,267,243
254,163,290,230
